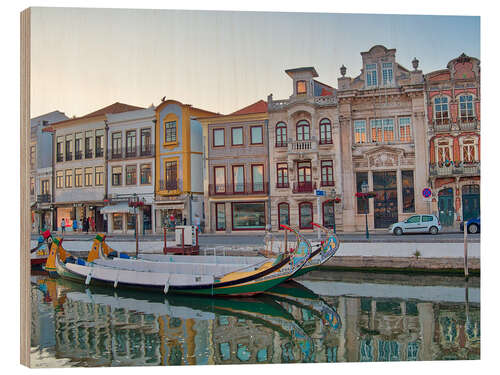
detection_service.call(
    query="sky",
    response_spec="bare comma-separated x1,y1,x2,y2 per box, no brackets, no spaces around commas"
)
30,7,480,119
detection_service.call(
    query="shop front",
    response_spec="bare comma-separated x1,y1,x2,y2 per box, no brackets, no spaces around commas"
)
231,202,266,231
154,203,186,233
100,202,138,234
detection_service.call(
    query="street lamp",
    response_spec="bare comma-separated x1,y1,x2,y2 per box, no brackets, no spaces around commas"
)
361,182,369,239
128,194,145,257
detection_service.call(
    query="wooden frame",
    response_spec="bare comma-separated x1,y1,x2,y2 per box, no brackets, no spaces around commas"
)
212,127,225,148
231,126,244,146
298,201,313,229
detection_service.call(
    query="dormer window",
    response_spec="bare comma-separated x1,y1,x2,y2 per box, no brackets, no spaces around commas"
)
296,80,307,95
366,64,377,87
382,63,393,86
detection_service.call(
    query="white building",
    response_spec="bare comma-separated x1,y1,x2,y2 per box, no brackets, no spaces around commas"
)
101,107,156,234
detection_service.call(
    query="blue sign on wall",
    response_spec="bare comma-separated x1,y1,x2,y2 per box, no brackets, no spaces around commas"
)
315,190,326,196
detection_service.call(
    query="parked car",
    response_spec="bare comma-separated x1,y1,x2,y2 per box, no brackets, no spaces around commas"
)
460,217,480,234
389,215,442,235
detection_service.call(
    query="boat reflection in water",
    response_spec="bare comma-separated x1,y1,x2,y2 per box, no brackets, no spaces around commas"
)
30,272,480,367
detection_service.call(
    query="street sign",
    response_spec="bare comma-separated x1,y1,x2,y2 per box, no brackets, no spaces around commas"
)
422,188,432,198
314,189,326,196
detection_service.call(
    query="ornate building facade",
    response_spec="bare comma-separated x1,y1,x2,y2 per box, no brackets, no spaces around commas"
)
267,67,340,231
336,45,429,231
425,53,480,228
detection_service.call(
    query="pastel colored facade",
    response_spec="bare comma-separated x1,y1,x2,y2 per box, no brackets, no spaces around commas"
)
30,110,69,233
336,45,428,231
199,100,269,233
49,102,143,232
103,107,156,234
267,67,340,231
424,53,480,228
154,100,217,232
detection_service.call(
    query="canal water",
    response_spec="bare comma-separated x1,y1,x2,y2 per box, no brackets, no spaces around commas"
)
30,270,480,367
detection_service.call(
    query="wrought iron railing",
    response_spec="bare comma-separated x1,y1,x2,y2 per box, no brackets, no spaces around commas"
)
209,182,269,196
292,181,316,193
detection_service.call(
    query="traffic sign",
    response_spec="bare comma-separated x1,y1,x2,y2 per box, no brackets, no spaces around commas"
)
314,189,326,196
422,188,432,198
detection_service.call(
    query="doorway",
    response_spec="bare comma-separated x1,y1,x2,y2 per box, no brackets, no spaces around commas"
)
438,188,454,226
373,171,398,228
462,185,480,221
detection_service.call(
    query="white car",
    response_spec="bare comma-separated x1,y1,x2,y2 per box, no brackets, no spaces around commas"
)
389,215,442,235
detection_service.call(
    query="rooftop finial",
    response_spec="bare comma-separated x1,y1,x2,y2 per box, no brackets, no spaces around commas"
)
412,57,419,71
340,64,346,77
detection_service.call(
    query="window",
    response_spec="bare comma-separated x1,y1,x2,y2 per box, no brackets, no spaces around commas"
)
140,164,152,184
126,130,136,156
111,132,122,158
321,160,334,186
213,128,225,147
356,172,368,214
402,170,415,213
74,168,83,187
399,118,412,142
406,216,420,223
370,119,383,142
323,201,335,229
296,80,307,95
434,96,450,124
65,169,72,188
126,165,137,185
127,214,135,230
30,145,36,168
354,120,367,144
140,128,152,155
84,131,93,158
165,160,178,190
383,119,394,142
95,129,104,157
232,165,245,193
422,216,434,222
41,180,49,195
214,166,226,193
275,122,287,147
165,121,177,143
56,171,64,188
232,202,266,230
252,165,264,192
95,166,104,186
297,161,311,186
84,167,93,187
231,127,243,146
437,139,452,163
113,213,123,231
366,64,377,87
56,137,64,162
74,133,83,160
459,95,475,121
278,203,290,228
462,139,478,162
250,126,263,145
65,135,73,161
299,202,313,229
215,203,226,231
296,120,310,141
112,166,122,186
30,177,34,195
319,118,332,144
276,163,288,188
382,63,393,86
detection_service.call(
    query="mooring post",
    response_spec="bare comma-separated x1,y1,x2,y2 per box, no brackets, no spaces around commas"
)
464,220,469,280
163,226,167,254
181,227,185,254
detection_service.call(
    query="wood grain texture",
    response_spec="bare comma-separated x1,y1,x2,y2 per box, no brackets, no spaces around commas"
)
20,7,31,368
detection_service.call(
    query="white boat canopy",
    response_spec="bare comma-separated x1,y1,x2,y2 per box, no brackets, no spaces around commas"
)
99,202,135,214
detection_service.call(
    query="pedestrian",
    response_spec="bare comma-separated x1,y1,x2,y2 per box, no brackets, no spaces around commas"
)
83,217,89,233
61,218,66,234
89,216,95,232
72,218,78,232
169,213,175,230
194,214,201,233
103,217,108,233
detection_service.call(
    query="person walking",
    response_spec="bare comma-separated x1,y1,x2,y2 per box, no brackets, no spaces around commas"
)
169,213,175,231
89,216,95,232
61,218,66,235
194,214,201,233
72,218,78,232
83,217,89,233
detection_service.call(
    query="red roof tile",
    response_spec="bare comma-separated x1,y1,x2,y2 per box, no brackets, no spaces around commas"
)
82,102,144,117
230,100,267,116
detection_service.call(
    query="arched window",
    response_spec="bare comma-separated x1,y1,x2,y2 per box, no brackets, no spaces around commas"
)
459,94,475,122
435,138,453,165
299,202,313,229
275,122,287,147
319,118,332,144
296,120,310,141
278,203,290,229
322,200,335,229
433,96,450,125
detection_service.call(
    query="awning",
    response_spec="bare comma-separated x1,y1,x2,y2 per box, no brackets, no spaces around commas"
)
155,203,185,210
99,202,135,214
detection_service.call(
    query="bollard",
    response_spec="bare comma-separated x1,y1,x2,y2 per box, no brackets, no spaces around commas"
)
464,220,469,280
163,226,167,254
181,227,185,254
284,229,288,254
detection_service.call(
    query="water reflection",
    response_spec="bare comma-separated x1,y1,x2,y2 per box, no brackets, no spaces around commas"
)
30,272,480,367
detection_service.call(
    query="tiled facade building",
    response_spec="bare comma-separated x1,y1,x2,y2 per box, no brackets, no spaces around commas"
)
425,53,480,228
200,100,269,233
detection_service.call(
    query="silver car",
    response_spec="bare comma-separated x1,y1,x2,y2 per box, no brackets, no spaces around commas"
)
389,215,442,235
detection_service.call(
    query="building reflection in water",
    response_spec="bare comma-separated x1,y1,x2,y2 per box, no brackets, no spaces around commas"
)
30,275,480,367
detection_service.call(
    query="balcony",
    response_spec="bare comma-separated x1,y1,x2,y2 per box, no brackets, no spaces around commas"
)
85,150,93,159
110,149,123,160
429,162,480,177
65,152,72,161
209,182,269,196
139,144,154,156
159,179,182,195
292,181,316,194
275,141,288,148
74,150,82,160
268,95,337,111
320,180,335,187
56,153,63,162
276,182,289,189
95,148,104,158
288,139,318,154
37,194,51,203
433,120,451,132
459,117,478,130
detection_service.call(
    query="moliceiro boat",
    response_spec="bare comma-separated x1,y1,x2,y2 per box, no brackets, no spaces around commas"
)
45,226,313,296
